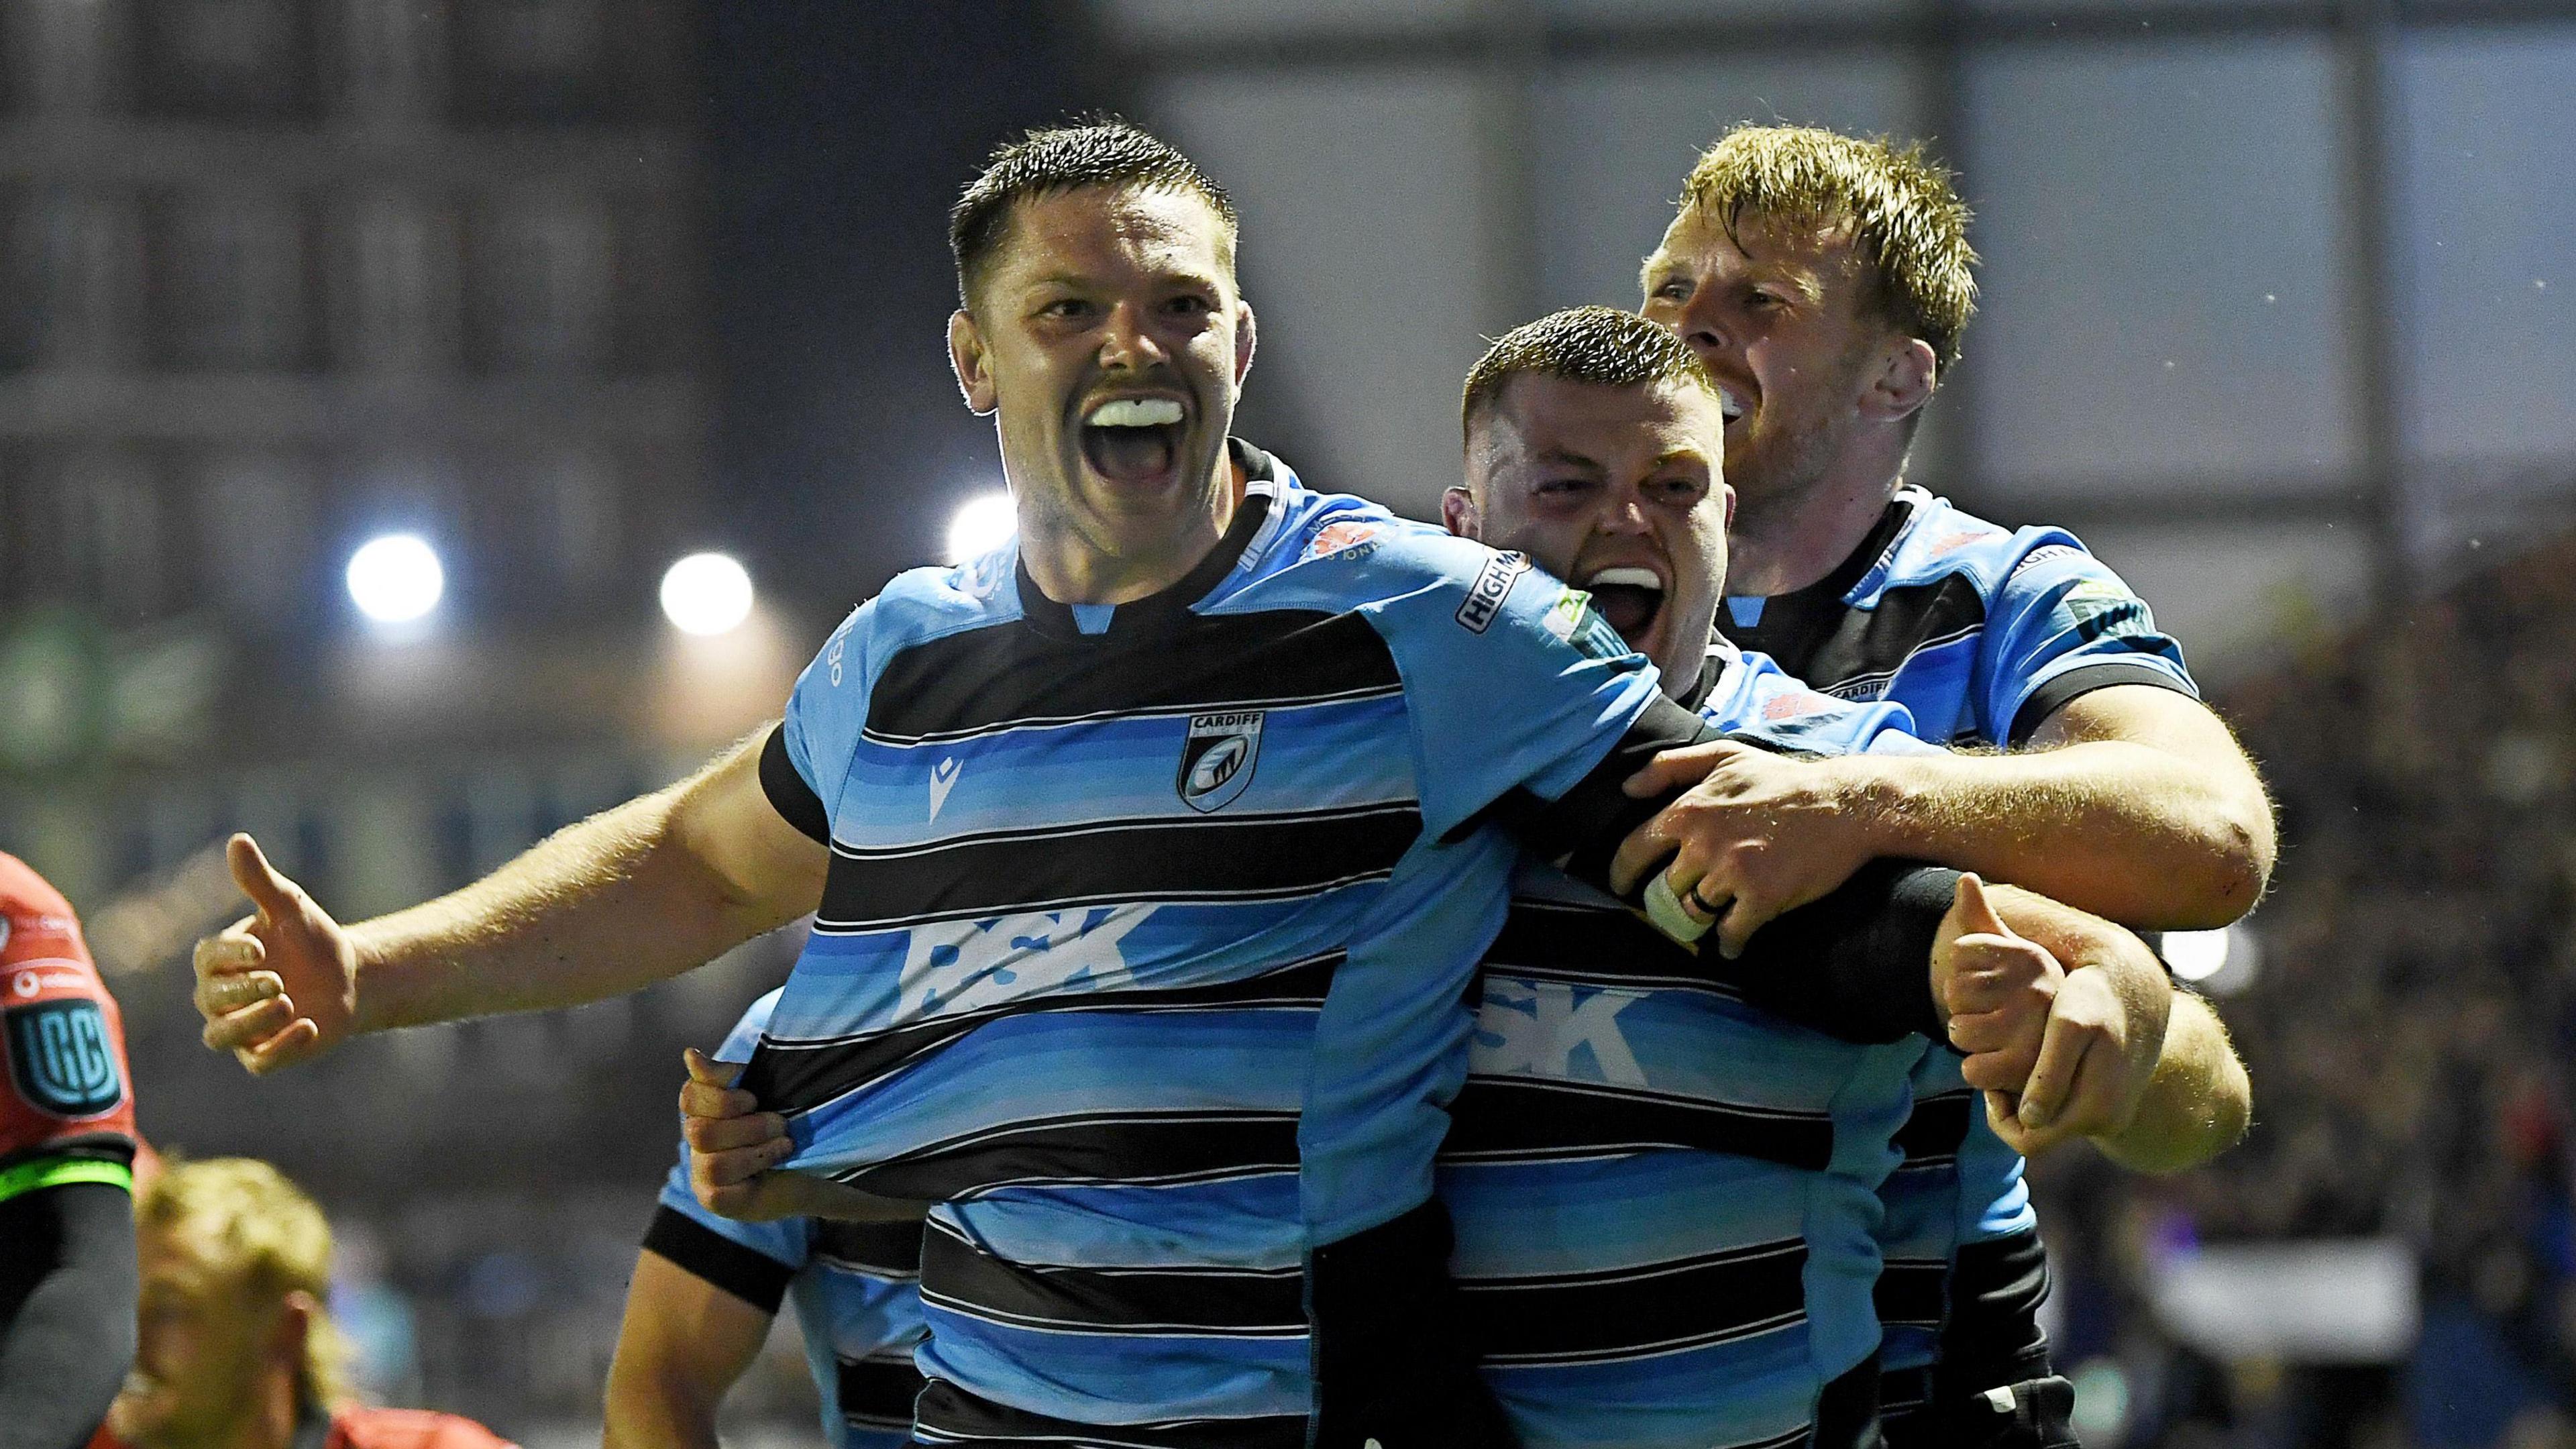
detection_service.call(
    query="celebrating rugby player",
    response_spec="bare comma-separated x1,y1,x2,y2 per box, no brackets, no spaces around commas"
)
1430,305,2249,1447
1622,124,2271,1445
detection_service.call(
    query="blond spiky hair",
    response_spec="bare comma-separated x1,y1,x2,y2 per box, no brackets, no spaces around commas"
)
1674,124,1978,368
139,1157,352,1410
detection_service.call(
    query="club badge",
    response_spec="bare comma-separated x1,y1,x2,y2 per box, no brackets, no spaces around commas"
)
1177,710,1265,814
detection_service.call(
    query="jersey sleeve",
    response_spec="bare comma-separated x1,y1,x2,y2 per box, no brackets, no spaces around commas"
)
642,992,809,1312
763,599,880,843
1357,539,1662,839
1976,538,2199,748
1705,649,1940,759
0,860,137,1203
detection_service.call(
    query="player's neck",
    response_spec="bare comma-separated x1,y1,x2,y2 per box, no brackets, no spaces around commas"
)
1724,461,1903,599
1020,456,1248,606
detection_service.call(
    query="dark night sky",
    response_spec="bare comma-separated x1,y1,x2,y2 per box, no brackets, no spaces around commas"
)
701,4,1103,615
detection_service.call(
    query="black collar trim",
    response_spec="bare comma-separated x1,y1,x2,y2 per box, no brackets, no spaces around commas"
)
1014,439,1276,643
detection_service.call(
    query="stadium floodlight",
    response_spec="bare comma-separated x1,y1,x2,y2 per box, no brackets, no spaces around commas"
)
2163,924,2261,996
946,491,1015,564
346,533,444,625
660,552,755,637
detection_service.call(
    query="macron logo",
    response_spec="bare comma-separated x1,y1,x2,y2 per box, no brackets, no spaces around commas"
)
928,757,963,823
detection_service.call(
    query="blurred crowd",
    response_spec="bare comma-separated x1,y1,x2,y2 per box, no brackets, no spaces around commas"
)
2034,527,2576,1449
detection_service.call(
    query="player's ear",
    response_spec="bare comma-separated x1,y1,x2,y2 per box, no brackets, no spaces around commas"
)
1720,481,1737,532
1231,298,1257,392
1440,485,1479,542
949,309,998,416
271,1289,319,1377
1863,335,1937,425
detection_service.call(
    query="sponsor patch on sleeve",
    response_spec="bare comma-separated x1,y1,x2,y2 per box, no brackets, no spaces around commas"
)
6,998,125,1118
1307,520,1384,561
1455,551,1532,633
1539,587,1635,661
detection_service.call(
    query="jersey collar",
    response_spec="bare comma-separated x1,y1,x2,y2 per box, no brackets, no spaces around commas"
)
1014,439,1277,643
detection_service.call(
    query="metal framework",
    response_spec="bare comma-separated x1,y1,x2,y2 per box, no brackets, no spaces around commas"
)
1103,0,2576,606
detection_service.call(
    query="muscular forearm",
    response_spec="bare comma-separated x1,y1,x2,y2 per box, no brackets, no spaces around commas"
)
1843,740,2267,929
2092,994,2250,1173
354,763,796,1032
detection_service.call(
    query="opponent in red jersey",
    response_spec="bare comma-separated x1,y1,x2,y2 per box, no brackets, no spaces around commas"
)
1,851,140,1449
107,1158,514,1449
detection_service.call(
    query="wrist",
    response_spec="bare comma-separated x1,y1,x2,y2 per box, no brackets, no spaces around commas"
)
343,924,397,1036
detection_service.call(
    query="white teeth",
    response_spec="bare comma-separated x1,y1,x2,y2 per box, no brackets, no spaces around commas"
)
1586,566,1664,592
1085,398,1184,427
1716,387,1746,422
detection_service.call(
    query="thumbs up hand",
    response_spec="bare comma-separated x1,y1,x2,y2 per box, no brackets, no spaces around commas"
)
1930,874,2063,1107
192,834,360,1075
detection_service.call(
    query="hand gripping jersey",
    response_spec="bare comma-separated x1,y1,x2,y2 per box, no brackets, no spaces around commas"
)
0,852,138,1206
1438,645,1946,1449
645,990,928,1449
1717,485,2199,1413
739,443,1660,1442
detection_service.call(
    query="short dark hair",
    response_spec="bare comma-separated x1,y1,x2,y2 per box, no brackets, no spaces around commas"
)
1461,306,1721,445
949,118,1239,308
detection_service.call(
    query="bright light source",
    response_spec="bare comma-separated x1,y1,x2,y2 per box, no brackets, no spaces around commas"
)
2163,923,2262,996
346,534,444,624
947,491,1016,564
660,552,755,637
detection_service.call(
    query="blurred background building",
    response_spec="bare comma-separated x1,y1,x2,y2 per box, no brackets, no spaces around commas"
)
0,1,2571,1445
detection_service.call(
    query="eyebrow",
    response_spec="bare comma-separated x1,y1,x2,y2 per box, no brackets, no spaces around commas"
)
1529,447,1607,473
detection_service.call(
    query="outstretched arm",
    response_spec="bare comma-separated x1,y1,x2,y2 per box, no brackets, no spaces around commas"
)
195,727,827,1073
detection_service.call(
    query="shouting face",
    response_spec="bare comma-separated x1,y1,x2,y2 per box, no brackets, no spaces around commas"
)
1452,372,1733,695
949,183,1256,600
1640,207,1898,515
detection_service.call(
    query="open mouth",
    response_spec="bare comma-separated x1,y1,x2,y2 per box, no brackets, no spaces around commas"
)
1715,385,1749,429
1079,396,1187,489
1584,565,1666,645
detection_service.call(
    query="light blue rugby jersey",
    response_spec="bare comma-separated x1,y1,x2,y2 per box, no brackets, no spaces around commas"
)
646,990,928,1449
1719,484,2200,1381
1439,645,1949,1449
736,444,1662,1440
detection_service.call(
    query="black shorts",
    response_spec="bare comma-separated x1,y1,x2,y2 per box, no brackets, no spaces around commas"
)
1882,1230,2075,1449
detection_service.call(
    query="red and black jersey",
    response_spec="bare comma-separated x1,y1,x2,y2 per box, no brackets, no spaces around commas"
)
315,1407,518,1449
0,851,137,1203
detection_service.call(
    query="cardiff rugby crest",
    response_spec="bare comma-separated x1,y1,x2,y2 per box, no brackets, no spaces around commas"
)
1177,710,1265,813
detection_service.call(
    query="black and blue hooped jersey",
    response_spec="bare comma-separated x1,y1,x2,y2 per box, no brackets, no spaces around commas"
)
1439,645,1946,1449
645,991,927,1449
740,443,1660,1440
1719,484,2200,1383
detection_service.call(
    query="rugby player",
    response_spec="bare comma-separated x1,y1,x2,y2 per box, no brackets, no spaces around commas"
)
1626,124,2271,1444
604,989,924,1449
0,851,139,1449
1431,305,2250,1447
197,121,2062,1446
109,1157,511,1449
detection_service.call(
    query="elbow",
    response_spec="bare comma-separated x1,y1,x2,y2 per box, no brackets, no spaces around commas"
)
2164,796,2275,930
